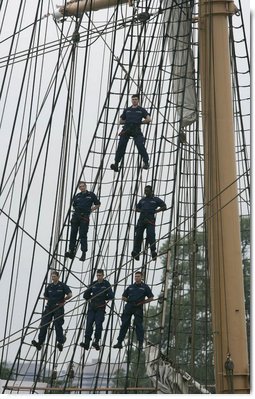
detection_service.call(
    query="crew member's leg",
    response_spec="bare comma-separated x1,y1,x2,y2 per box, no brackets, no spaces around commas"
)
134,306,144,348
146,222,157,259
132,219,146,260
91,308,105,350
79,216,89,260
134,134,149,167
113,305,133,347
53,307,65,344
66,213,79,258
85,308,95,341
94,309,105,342
111,135,129,171
80,308,95,350
32,307,53,350
38,308,53,344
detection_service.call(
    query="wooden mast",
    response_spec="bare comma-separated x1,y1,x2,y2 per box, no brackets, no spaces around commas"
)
199,0,249,393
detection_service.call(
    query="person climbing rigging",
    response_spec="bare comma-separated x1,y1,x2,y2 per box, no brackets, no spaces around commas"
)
113,271,154,350
80,269,114,351
131,185,166,261
65,181,101,261
32,271,72,352
110,94,152,172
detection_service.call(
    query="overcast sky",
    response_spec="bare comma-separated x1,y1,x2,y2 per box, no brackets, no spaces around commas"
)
0,1,251,393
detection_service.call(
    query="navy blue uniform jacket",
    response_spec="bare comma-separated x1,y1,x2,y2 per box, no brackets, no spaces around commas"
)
120,106,149,126
123,282,153,305
44,282,72,308
72,191,101,216
83,280,114,309
136,196,166,221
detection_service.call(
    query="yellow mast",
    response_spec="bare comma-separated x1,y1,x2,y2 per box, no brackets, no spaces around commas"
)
199,0,249,393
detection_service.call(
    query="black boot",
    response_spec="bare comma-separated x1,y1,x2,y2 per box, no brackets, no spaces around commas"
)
65,250,75,259
80,338,90,350
57,342,63,351
32,340,42,350
92,341,100,350
79,252,86,261
113,341,123,349
110,163,119,172
131,251,140,261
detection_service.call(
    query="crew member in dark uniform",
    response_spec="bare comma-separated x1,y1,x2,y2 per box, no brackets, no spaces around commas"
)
132,185,166,261
80,269,114,350
113,271,154,350
110,94,152,172
65,181,101,261
32,271,72,351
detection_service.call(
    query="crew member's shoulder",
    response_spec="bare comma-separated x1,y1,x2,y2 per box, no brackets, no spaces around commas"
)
140,196,150,202
87,190,97,196
152,195,164,201
135,106,145,112
128,283,135,288
47,282,53,288
139,105,148,112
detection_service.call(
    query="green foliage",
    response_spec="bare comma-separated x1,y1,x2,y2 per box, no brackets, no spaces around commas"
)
241,216,250,311
240,216,250,356
147,216,250,388
111,216,250,392
43,374,65,394
0,363,13,379
111,347,153,393
148,229,215,387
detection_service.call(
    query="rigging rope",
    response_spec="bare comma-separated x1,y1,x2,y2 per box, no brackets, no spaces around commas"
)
0,0,250,394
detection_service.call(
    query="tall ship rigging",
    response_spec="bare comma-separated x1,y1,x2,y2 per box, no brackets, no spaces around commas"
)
0,0,250,394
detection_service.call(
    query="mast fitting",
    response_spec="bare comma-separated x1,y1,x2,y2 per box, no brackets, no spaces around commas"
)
203,0,239,16
225,353,234,393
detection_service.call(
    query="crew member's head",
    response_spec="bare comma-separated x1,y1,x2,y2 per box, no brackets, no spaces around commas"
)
134,271,143,284
79,181,87,192
131,94,139,106
51,270,60,283
144,185,153,197
96,269,104,283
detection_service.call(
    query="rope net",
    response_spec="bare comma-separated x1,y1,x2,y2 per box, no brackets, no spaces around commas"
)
0,0,250,394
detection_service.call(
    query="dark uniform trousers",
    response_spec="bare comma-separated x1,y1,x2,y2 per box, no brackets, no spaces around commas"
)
114,124,149,164
38,305,65,344
118,303,144,343
70,212,89,253
85,305,105,342
133,215,156,254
